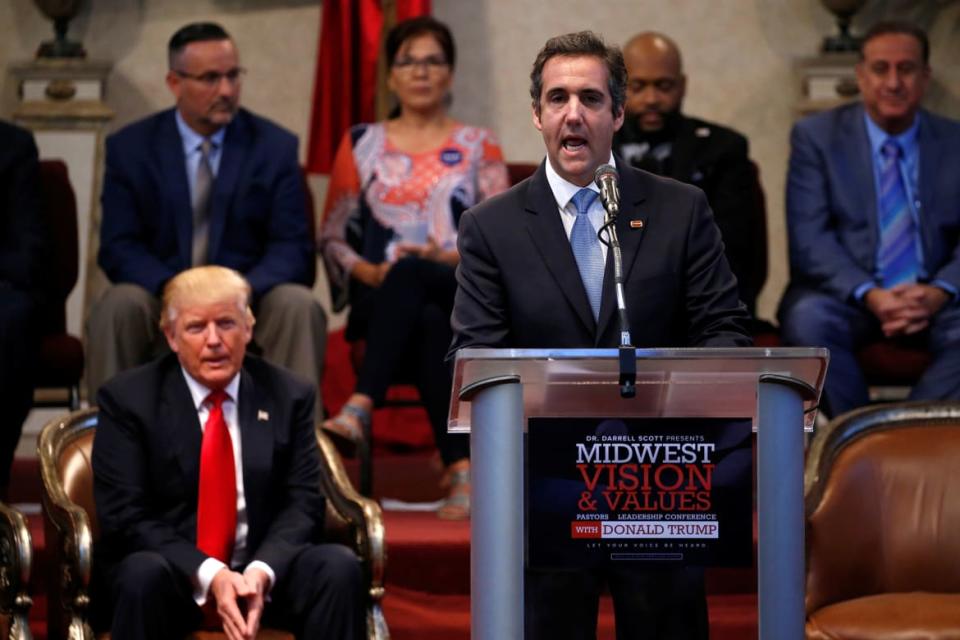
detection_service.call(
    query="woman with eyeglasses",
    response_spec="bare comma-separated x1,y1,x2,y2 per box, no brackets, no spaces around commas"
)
318,16,509,520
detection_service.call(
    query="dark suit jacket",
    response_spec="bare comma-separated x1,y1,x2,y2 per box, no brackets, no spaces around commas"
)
450,160,751,352
614,114,765,314
784,102,960,302
0,120,44,293
92,353,324,588
98,108,312,299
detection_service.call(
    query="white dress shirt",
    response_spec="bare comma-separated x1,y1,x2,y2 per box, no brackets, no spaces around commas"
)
543,153,618,266
181,369,275,604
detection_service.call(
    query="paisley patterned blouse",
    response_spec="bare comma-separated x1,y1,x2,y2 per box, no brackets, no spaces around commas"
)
319,122,509,310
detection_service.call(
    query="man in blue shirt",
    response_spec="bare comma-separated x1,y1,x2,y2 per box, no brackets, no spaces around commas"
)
87,22,327,408
779,21,960,416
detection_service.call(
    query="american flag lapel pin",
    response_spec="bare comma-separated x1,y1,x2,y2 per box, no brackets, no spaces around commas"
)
629,219,644,229
257,410,269,421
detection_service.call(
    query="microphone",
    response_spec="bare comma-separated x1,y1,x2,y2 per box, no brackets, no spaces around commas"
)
593,163,635,398
594,164,620,221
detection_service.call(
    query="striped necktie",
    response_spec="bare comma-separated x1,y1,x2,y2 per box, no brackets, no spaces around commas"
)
877,139,920,287
570,188,603,320
192,139,214,266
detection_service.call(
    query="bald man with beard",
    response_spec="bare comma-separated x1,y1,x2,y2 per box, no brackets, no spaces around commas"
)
614,32,765,318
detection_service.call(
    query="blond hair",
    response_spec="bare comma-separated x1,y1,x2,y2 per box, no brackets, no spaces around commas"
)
160,266,254,330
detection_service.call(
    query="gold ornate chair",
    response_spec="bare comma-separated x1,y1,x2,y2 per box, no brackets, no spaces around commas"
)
39,408,388,640
0,501,32,640
804,401,960,639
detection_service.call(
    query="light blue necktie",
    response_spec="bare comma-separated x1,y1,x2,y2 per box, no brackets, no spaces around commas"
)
877,139,919,287
570,188,603,320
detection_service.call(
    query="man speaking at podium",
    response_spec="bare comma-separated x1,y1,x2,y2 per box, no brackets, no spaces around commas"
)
449,31,750,639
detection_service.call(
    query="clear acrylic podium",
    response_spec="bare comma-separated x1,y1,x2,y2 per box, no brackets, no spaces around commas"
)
449,347,828,640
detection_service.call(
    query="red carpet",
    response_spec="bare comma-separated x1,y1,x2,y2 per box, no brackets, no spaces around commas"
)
378,506,758,640
381,588,757,640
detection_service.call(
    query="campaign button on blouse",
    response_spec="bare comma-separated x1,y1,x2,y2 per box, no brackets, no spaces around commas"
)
440,148,463,166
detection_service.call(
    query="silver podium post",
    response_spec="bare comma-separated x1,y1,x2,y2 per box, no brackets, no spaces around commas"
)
757,375,811,640
468,377,524,640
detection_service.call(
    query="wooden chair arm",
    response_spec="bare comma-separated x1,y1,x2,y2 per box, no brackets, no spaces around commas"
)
0,502,33,640
314,428,389,640
38,409,97,640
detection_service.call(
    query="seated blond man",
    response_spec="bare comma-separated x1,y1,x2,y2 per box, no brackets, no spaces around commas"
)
92,266,362,640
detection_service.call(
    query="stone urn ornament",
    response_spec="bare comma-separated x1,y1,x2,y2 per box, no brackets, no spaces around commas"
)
34,0,86,58
820,0,868,52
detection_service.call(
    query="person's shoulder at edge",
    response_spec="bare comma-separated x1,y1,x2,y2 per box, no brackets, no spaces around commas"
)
0,119,34,147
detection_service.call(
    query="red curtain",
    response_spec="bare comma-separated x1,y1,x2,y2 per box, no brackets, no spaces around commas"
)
393,0,432,22
306,0,432,174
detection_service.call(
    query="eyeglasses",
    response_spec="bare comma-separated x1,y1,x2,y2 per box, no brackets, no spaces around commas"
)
174,67,247,88
392,56,449,71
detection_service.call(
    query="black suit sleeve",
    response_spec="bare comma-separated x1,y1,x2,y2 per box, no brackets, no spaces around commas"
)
682,190,754,348
702,136,765,311
93,384,208,579
98,133,180,295
241,134,313,297
248,387,324,584
449,207,512,355
0,126,44,290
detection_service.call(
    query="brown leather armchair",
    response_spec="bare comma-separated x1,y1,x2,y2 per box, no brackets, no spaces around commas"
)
38,409,388,640
804,401,960,639
0,502,32,640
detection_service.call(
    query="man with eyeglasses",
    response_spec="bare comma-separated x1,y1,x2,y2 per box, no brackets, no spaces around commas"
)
779,21,960,418
88,22,327,411
613,32,765,318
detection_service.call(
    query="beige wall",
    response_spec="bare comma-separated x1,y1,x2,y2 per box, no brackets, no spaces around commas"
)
3,0,959,322
1,0,321,142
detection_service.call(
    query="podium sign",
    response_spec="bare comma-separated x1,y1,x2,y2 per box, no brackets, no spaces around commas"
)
527,416,752,569
451,347,828,640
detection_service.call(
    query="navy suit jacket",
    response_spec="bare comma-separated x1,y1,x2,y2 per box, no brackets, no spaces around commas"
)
0,120,44,293
450,159,751,352
98,108,312,298
785,102,960,301
92,353,324,587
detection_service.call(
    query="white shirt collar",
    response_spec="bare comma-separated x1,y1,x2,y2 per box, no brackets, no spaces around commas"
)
544,152,616,211
181,367,241,411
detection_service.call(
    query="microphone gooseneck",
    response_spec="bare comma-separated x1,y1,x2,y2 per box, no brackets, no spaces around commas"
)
593,164,635,399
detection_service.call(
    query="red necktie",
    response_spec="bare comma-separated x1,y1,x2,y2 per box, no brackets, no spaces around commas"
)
196,389,237,563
